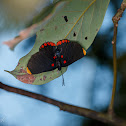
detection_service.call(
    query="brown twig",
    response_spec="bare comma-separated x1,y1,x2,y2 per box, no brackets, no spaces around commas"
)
108,1,126,115
0,82,126,126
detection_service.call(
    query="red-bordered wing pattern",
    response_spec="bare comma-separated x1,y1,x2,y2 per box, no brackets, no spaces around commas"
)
27,39,86,74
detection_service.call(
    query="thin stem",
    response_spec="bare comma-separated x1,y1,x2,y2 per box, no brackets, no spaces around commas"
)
108,24,117,115
108,1,126,115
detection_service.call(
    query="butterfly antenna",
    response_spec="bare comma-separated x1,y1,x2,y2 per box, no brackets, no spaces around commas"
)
61,70,65,86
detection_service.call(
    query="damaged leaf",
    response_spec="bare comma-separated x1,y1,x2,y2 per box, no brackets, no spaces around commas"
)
7,0,110,85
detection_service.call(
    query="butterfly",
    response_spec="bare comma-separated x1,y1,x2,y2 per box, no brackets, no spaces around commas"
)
27,39,86,75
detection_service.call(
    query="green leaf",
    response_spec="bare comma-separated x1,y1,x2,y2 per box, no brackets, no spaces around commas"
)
7,0,110,85
53,0,61,3
31,0,64,25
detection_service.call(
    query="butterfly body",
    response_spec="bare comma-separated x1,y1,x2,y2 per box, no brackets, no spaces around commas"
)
54,48,62,70
27,39,86,74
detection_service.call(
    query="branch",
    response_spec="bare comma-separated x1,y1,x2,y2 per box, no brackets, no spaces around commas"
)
108,1,126,115
0,82,126,126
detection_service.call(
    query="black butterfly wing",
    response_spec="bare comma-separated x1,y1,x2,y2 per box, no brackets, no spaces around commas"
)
27,42,56,74
57,41,85,67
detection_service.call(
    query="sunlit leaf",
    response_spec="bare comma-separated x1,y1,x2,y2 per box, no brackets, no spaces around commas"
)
7,0,110,85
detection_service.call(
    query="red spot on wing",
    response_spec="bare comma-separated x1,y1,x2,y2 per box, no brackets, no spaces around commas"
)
44,43,47,46
61,55,63,58
57,39,70,45
64,40,67,42
63,39,69,43
53,56,57,59
62,40,65,43
40,42,56,49
47,42,50,45
40,45,44,49
63,60,67,64
51,63,54,67
50,42,56,46
57,41,62,45
50,43,53,46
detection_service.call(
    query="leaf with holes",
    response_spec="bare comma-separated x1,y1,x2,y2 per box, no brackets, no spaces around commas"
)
7,0,110,85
